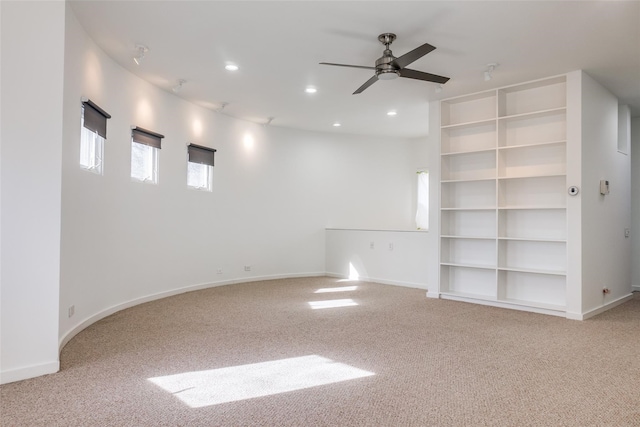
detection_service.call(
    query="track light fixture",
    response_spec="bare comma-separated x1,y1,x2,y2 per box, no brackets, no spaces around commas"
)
133,44,149,65
484,63,499,81
216,102,229,113
172,79,186,93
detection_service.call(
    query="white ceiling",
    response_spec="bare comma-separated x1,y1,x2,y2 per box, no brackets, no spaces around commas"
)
70,1,640,138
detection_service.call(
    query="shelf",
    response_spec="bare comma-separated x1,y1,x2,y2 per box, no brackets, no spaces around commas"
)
497,173,566,180
498,107,566,122
440,291,497,303
498,237,566,243
498,140,565,151
442,207,497,211
441,177,496,183
441,118,496,130
497,267,566,276
498,205,565,210
442,235,496,240
497,298,566,312
441,91,496,127
441,262,496,270
441,147,496,156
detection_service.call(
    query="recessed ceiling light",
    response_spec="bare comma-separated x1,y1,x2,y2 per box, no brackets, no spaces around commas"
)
305,86,317,94
387,110,397,116
225,64,239,71
333,122,341,127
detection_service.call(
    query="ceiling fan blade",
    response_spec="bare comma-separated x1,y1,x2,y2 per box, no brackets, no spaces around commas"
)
353,75,379,94
391,42,436,69
320,62,376,70
398,68,450,84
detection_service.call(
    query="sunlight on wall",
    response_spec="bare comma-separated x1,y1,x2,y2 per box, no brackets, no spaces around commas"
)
314,286,358,293
192,118,203,139
308,299,358,309
349,262,360,280
83,50,103,99
136,98,154,124
148,355,374,408
243,133,255,151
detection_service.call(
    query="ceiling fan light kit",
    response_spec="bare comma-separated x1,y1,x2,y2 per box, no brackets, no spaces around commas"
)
320,32,450,94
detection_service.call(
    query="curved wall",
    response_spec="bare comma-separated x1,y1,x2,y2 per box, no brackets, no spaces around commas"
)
58,7,423,350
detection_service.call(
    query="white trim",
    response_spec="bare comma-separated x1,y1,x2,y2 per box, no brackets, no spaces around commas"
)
577,293,634,320
0,361,59,385
325,272,428,290
58,272,325,352
426,291,440,299
632,286,640,292
440,294,566,318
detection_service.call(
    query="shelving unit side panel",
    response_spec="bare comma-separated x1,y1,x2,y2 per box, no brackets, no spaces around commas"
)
498,270,566,307
441,265,497,298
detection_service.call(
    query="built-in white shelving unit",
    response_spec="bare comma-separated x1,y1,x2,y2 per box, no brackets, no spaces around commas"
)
439,75,568,315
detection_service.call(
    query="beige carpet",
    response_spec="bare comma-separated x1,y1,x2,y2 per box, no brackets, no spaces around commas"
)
1,277,639,426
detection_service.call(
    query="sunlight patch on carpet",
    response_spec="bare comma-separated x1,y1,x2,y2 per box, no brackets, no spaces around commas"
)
308,299,358,309
148,355,374,407
314,286,358,293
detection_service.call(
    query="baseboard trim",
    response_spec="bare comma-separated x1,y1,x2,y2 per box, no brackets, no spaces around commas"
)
58,272,326,353
632,285,640,292
578,293,634,320
324,272,428,290
0,361,59,385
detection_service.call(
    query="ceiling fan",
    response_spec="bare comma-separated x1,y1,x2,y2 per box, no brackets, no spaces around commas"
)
321,33,450,94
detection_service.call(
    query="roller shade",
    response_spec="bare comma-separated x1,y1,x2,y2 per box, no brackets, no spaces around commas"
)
188,144,216,166
82,99,111,138
132,127,164,149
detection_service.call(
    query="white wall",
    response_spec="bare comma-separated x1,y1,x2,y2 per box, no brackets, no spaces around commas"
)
325,229,429,288
580,72,632,314
0,1,65,383
631,117,640,291
57,7,419,354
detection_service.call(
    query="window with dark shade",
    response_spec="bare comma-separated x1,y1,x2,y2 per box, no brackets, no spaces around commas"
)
132,127,164,149
80,99,110,175
188,144,216,166
131,127,163,184
187,144,216,191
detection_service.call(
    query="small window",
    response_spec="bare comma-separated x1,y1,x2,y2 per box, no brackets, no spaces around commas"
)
131,127,163,184
80,99,110,175
187,144,216,191
416,170,429,230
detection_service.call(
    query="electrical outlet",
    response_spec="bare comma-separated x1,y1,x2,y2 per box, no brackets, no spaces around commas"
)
603,287,610,295
217,268,223,274
625,228,630,238
68,305,75,318
388,243,394,251
244,265,251,272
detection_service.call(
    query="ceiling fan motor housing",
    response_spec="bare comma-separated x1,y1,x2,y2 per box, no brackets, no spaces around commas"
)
376,33,400,79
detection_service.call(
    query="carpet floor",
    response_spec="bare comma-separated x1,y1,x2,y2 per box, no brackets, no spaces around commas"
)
1,277,639,426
